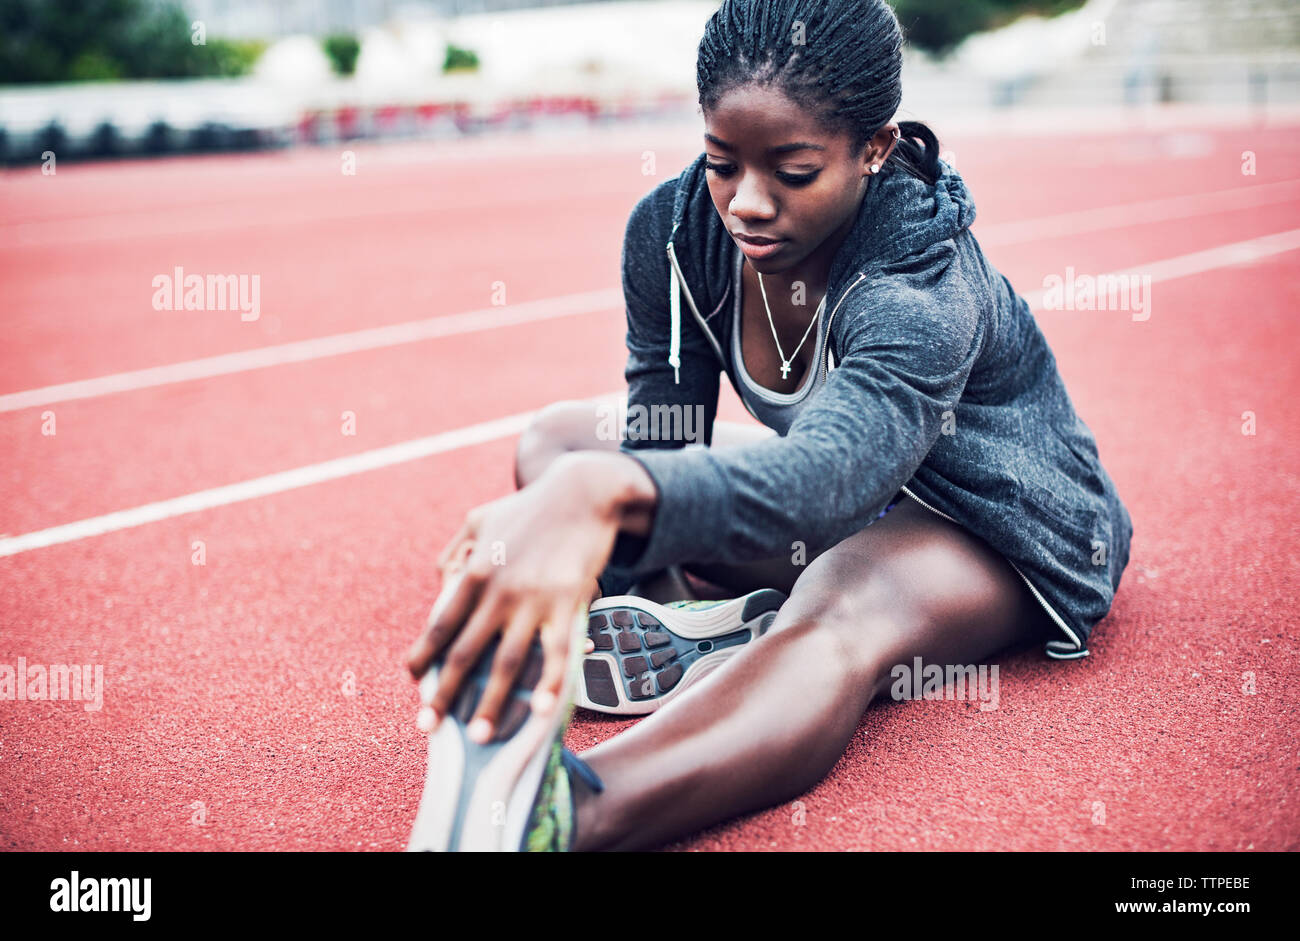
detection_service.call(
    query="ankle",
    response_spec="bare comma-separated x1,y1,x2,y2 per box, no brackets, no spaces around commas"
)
570,768,606,851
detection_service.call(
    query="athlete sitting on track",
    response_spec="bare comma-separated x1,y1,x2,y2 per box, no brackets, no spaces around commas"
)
404,0,1134,852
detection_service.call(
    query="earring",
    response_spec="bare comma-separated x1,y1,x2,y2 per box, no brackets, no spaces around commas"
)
871,164,880,173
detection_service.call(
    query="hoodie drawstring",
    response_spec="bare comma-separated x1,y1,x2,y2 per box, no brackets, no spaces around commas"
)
668,260,682,384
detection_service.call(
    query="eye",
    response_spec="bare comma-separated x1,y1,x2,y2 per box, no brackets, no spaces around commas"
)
777,171,819,187
705,163,819,187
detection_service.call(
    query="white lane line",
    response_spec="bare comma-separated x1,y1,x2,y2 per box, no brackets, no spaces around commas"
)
4,180,1295,416
3,227,1298,560
0,408,549,558
978,178,1300,247
0,288,622,414
1022,227,1300,309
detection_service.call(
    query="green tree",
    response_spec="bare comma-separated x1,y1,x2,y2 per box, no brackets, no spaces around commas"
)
0,0,263,84
443,44,479,73
891,0,1089,57
322,34,360,76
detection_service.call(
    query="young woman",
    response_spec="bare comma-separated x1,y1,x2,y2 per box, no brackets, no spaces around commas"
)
404,0,1134,852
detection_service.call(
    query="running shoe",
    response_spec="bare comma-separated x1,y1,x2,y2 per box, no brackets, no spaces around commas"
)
577,588,786,716
406,569,601,852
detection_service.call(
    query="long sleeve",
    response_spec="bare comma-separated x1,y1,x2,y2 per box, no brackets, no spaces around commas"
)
606,241,983,580
595,188,721,596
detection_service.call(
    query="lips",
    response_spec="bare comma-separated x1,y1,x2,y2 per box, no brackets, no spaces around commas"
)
734,232,785,246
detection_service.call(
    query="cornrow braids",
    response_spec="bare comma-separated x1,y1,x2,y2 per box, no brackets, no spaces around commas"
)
697,0,943,186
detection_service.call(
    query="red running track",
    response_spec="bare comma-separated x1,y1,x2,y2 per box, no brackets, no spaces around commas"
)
0,117,1297,851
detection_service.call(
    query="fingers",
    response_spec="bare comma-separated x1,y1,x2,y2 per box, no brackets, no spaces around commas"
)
437,535,475,582
406,564,480,681
439,539,471,575
425,581,510,723
435,507,481,571
435,519,470,571
532,598,580,717
412,510,485,683
465,598,548,744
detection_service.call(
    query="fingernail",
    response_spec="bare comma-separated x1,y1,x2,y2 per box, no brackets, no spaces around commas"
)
531,689,556,714
417,706,438,733
467,718,492,743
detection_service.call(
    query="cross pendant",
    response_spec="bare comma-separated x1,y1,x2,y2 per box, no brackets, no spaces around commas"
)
780,361,792,380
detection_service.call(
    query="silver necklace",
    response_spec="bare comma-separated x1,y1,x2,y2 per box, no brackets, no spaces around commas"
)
755,270,826,381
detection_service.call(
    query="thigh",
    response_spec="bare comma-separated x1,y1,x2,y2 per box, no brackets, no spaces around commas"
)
776,494,1056,697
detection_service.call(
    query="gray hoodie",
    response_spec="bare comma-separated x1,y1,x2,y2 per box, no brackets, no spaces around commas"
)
596,151,1133,659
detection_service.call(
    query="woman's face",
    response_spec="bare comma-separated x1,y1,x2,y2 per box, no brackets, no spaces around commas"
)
702,83,893,276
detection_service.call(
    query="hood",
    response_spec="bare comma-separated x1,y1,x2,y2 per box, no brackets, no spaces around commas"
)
662,152,978,382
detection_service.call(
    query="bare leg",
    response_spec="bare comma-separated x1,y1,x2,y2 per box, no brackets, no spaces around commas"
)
569,496,1057,851
514,395,1055,851
514,394,780,603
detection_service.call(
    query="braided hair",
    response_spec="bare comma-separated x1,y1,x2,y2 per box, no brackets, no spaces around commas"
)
697,0,942,186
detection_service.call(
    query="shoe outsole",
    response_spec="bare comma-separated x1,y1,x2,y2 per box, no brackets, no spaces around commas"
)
577,588,786,716
406,570,586,852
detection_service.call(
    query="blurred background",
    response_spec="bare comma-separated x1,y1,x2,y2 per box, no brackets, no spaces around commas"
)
2,0,1298,161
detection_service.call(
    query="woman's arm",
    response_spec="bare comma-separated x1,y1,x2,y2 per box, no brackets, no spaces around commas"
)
602,247,985,582
406,451,658,742
575,450,659,535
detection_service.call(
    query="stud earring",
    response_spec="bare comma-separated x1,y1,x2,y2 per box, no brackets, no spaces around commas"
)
871,164,880,173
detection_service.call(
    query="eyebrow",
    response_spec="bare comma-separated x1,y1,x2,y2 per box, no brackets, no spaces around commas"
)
704,134,826,155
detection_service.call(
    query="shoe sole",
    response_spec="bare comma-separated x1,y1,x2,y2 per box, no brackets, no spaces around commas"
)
577,588,785,716
406,570,586,852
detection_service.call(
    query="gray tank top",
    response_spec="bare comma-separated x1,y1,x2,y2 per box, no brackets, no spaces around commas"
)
731,243,830,436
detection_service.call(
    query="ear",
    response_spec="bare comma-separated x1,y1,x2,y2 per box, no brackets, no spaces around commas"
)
862,124,901,178
879,123,901,164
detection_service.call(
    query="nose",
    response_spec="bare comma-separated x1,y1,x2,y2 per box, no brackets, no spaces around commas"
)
729,170,776,222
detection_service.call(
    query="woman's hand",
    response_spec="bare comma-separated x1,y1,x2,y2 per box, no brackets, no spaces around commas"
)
405,454,624,743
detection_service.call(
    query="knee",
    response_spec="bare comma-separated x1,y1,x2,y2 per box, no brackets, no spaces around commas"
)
769,563,921,699
514,399,595,488
743,599,900,792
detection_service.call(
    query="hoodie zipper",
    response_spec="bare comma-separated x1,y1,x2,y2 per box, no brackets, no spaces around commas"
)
819,272,868,383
